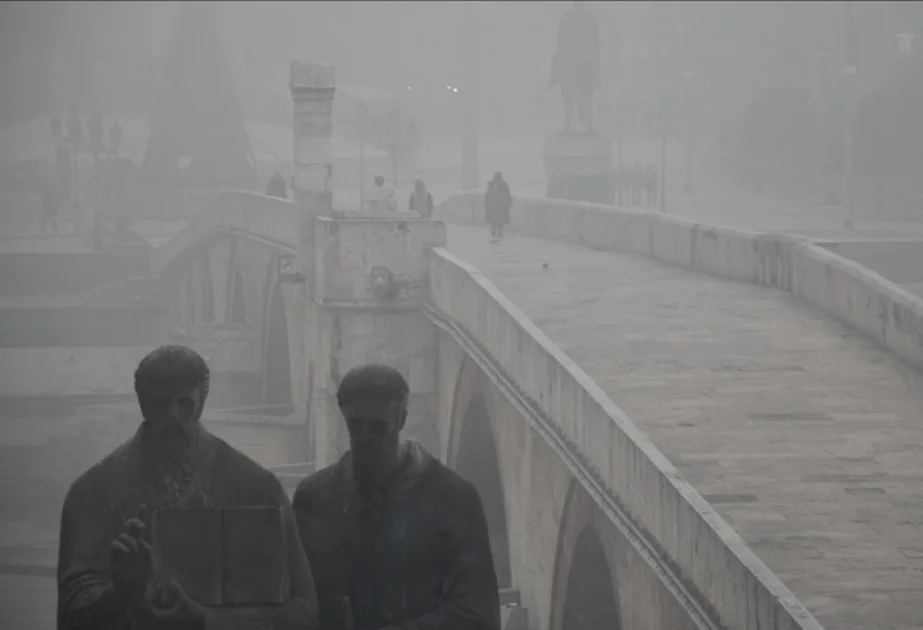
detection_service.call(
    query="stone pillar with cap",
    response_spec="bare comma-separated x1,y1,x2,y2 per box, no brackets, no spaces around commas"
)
289,62,447,469
290,61,335,294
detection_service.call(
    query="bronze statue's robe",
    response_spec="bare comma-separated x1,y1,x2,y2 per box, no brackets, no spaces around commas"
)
57,428,318,630
293,440,500,630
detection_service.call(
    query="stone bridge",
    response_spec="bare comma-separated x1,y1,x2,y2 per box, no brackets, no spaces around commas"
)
145,64,923,630
150,178,923,630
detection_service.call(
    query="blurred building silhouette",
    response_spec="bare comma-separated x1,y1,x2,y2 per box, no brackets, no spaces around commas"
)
139,2,256,190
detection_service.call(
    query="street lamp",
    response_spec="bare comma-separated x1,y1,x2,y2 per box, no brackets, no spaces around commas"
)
842,63,857,229
659,94,669,214
842,0,857,230
682,69,695,195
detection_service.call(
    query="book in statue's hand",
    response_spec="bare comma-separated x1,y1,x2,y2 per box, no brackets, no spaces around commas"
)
222,505,288,605
151,507,223,606
152,506,287,607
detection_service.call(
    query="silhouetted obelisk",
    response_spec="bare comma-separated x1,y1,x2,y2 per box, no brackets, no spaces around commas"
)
140,3,256,189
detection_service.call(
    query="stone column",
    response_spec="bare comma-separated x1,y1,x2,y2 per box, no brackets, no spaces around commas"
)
290,61,336,466
290,62,447,470
290,61,335,293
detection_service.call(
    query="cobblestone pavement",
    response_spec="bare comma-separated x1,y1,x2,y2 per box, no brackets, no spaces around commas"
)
446,225,923,630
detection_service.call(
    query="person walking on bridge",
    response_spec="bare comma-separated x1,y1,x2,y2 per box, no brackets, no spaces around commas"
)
365,174,397,212
266,171,288,199
41,185,59,233
408,179,434,218
485,171,512,242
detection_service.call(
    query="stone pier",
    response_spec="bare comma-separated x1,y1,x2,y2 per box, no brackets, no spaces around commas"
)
289,62,446,468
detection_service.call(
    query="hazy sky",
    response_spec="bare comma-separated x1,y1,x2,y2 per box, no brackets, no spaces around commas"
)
0,2,913,137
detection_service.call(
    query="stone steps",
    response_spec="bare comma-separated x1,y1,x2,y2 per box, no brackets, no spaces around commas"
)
79,275,164,306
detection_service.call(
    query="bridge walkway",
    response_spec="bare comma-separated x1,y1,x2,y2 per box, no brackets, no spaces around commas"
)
445,225,923,630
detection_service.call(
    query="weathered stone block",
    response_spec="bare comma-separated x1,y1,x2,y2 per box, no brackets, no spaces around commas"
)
311,217,446,307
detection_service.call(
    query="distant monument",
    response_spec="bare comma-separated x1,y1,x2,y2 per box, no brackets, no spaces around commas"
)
543,1,615,205
139,3,257,192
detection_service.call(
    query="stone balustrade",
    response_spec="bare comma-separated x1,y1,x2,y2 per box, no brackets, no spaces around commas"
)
428,244,822,630
437,191,923,373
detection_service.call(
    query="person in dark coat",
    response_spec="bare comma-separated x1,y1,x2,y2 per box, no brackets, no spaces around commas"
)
293,363,500,630
266,171,288,199
408,179,434,218
41,186,59,233
484,171,512,240
56,345,318,630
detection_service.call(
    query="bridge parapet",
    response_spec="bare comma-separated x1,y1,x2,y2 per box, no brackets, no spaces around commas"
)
427,246,823,630
438,191,923,374
153,191,299,274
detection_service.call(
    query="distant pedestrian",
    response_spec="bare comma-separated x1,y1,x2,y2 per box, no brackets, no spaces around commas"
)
408,179,434,218
485,171,512,241
266,171,287,199
365,174,397,212
643,164,658,207
630,162,643,206
41,187,59,233
71,195,82,235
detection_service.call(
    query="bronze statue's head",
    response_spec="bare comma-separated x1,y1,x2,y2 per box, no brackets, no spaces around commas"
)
337,363,409,487
134,345,210,434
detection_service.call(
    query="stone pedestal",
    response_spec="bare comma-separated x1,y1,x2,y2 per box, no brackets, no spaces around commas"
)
307,215,447,467
542,133,615,205
290,62,446,469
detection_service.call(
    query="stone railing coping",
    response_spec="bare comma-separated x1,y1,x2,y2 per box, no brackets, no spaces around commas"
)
436,190,923,373
433,190,923,630
153,191,298,274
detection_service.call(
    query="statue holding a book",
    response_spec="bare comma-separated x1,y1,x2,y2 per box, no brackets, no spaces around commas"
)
56,346,318,630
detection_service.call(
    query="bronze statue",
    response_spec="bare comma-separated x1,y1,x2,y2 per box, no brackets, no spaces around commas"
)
293,363,501,630
548,1,600,134
57,345,318,629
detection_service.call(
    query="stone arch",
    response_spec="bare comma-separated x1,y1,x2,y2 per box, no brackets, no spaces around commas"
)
549,479,623,630
447,357,512,589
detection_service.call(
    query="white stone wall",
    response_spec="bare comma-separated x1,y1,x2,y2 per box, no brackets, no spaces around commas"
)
312,217,447,307
304,216,446,467
438,190,923,376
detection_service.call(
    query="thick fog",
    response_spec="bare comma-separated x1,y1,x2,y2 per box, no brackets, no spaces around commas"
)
2,2,923,628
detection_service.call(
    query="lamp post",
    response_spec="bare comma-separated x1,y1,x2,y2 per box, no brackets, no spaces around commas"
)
682,1,695,196
460,1,479,191
842,0,857,230
357,102,367,211
660,94,668,214
682,69,694,195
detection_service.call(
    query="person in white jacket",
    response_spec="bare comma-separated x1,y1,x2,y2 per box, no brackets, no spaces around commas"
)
365,174,397,212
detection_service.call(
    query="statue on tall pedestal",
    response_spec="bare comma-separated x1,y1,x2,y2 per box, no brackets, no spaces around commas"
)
548,1,600,134
542,2,613,204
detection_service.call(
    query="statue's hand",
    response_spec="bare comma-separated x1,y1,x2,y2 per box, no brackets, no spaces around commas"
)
110,505,152,601
137,574,211,629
